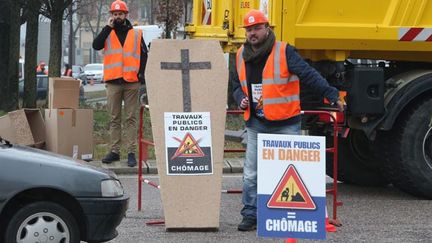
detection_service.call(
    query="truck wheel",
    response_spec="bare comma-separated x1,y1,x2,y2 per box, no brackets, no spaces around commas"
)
326,129,388,186
383,97,432,198
5,201,80,243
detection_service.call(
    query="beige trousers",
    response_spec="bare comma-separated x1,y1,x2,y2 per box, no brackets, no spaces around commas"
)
106,82,140,154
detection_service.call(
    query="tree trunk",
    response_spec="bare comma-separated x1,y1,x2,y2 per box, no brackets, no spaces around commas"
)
48,1,64,77
150,0,154,24
0,0,20,111
165,0,171,39
93,0,104,63
0,1,10,110
23,1,41,108
68,3,74,66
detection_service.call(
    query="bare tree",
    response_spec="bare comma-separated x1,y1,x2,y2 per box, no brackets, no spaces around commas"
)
67,3,75,66
0,0,21,111
22,0,42,108
65,0,88,66
127,0,141,23
40,0,73,77
81,0,108,63
155,0,184,39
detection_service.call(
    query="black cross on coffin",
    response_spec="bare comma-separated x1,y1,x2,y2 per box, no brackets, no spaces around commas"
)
160,49,212,112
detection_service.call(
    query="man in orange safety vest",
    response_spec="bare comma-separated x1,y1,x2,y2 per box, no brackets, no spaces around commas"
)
93,0,148,167
233,9,344,232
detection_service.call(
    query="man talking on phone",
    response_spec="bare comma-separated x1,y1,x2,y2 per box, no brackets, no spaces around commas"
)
93,0,148,167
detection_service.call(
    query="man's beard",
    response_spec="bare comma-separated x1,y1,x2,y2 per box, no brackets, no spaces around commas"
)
114,19,125,27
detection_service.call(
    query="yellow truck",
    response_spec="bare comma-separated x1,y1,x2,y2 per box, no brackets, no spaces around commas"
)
186,0,432,198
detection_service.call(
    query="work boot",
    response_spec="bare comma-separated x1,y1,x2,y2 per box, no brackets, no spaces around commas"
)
237,217,257,231
127,153,137,167
102,152,120,164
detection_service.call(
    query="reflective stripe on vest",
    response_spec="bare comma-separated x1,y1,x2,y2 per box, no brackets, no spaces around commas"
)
103,29,141,82
236,41,300,121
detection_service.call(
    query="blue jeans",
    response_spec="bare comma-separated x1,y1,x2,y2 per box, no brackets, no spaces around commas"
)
241,119,301,219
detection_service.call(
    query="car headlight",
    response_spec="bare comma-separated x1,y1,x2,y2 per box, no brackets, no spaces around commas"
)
101,179,124,197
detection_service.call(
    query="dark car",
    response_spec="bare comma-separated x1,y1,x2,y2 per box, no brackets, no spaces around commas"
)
0,139,129,242
19,75,86,103
19,75,49,101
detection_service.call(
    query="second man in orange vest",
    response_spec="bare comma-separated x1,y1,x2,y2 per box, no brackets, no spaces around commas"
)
93,0,148,167
233,9,344,232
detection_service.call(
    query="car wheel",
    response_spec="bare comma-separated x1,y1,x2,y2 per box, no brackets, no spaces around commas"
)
5,201,80,243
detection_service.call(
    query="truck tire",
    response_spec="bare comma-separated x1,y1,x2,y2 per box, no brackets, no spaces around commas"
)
326,129,388,186
382,97,432,198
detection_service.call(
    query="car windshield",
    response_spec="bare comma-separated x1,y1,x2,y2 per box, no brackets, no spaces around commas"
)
85,65,103,71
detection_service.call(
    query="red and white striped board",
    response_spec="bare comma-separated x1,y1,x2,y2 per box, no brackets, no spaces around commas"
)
398,28,432,41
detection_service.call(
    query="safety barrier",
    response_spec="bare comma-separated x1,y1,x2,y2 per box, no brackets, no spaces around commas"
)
137,105,343,227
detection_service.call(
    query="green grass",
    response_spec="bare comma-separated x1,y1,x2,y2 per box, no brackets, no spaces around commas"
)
92,107,246,160
85,90,106,99
0,110,6,116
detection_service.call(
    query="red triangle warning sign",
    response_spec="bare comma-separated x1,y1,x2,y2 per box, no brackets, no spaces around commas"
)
267,165,316,210
171,133,205,160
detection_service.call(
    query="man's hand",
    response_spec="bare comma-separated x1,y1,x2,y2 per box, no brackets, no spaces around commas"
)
240,96,249,110
139,84,147,105
108,17,114,28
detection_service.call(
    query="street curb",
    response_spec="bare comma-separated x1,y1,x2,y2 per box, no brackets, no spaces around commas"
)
88,158,244,175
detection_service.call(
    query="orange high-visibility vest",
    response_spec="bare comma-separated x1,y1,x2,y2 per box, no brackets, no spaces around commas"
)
103,29,142,82
236,41,300,121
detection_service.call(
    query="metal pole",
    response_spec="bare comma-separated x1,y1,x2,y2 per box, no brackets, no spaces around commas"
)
138,106,144,211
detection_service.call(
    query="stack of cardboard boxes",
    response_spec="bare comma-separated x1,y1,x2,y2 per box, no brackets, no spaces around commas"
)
45,77,94,160
0,77,94,161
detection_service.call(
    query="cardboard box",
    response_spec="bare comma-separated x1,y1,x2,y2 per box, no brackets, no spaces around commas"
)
45,109,93,160
0,109,45,147
48,77,80,109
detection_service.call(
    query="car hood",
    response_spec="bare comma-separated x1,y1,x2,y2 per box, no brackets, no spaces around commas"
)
0,145,116,179
85,71,103,75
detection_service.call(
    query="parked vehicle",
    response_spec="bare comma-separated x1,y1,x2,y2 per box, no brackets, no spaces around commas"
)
0,139,128,242
19,75,49,100
185,0,432,198
133,25,163,49
84,63,104,83
72,65,88,85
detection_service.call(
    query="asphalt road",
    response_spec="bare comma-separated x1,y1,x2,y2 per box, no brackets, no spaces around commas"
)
111,175,432,243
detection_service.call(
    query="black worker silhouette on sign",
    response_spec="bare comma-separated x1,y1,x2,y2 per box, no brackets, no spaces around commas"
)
281,188,290,201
